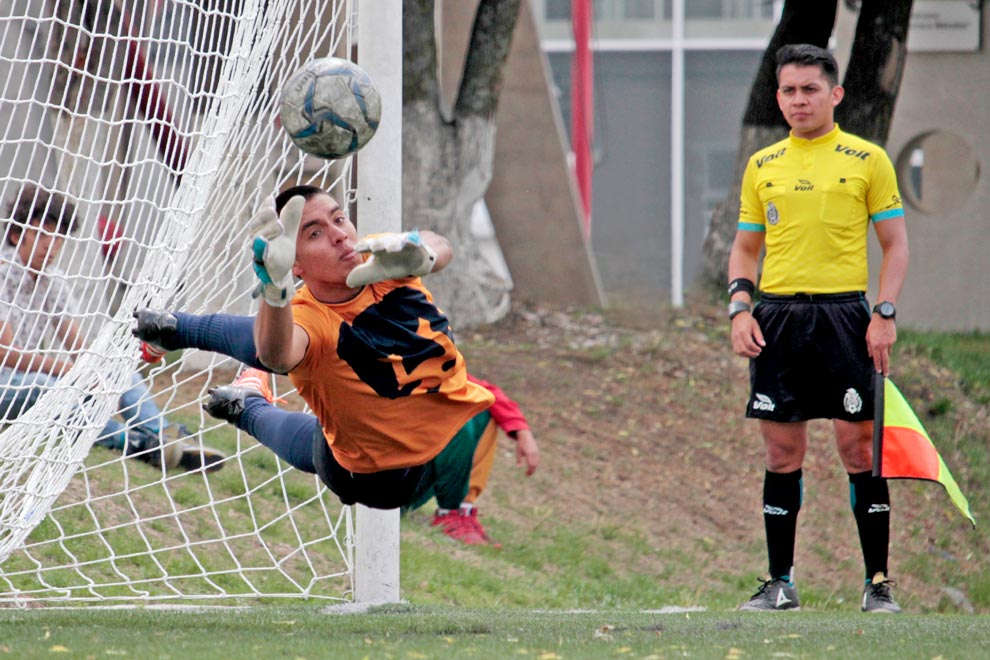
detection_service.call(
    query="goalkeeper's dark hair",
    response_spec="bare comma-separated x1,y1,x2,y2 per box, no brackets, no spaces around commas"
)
775,44,839,87
5,182,78,246
275,185,327,214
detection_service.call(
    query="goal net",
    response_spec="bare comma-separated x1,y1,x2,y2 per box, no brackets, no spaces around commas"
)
0,0,387,606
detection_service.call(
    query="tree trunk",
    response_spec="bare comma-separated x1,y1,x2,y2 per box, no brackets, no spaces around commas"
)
402,0,522,328
699,0,838,290
836,0,914,144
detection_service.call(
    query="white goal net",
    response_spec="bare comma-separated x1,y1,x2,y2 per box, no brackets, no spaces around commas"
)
0,0,387,606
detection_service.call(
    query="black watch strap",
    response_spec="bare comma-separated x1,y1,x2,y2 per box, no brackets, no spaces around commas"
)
873,301,896,320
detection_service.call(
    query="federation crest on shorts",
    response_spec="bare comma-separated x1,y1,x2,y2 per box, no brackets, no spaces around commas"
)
766,201,779,225
843,388,863,414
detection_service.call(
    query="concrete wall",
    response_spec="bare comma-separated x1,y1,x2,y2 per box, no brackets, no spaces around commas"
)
838,5,990,331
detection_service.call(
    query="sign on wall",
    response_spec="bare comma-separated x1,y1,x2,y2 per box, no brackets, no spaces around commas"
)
907,1,982,52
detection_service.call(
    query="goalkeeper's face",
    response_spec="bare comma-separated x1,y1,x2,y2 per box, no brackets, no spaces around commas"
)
292,193,363,286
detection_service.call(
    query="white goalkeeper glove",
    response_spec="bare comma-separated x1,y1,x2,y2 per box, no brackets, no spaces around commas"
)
249,195,304,307
345,229,437,288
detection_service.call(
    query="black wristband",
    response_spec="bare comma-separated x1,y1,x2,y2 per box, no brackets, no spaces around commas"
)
728,277,755,297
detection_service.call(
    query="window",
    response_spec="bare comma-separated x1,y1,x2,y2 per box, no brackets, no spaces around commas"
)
623,0,656,20
545,0,570,20
663,0,776,19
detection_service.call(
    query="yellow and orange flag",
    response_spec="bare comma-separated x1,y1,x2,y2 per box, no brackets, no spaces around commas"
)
873,374,976,528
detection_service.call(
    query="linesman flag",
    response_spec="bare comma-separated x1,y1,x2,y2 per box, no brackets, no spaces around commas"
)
872,373,976,528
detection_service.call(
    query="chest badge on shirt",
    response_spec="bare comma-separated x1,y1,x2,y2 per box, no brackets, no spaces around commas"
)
766,201,780,225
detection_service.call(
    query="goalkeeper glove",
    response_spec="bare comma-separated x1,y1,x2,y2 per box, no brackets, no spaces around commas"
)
249,195,304,307
345,230,437,288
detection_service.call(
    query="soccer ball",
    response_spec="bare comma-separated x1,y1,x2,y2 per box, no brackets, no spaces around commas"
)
279,57,382,159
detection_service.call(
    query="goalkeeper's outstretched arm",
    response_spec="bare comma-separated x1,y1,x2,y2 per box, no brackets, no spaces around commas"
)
249,194,308,374
254,303,308,375
419,230,453,273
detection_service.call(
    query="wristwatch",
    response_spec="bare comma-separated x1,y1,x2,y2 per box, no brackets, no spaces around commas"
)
873,301,896,320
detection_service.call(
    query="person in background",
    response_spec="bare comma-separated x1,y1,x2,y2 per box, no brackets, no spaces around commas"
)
0,183,226,472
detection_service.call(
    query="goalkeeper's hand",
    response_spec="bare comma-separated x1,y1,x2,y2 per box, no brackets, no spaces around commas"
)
249,195,304,307
345,230,437,288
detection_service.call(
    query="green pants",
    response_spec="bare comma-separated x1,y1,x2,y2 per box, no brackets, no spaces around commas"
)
404,410,492,512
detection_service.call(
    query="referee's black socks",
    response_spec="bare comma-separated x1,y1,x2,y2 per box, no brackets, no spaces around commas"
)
763,468,802,582
849,470,891,581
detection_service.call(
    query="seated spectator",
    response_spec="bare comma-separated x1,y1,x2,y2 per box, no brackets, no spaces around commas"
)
0,183,225,471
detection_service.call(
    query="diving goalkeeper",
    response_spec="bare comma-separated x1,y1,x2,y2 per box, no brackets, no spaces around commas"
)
136,184,494,509
133,310,540,546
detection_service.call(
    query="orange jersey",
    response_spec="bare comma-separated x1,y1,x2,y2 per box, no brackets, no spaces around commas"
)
288,277,494,473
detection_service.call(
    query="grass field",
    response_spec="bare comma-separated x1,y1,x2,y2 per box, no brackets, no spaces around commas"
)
3,605,990,659
0,303,987,657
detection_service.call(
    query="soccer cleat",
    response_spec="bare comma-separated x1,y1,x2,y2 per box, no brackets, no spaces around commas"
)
738,577,801,611
178,441,228,472
862,573,902,613
204,368,282,423
462,508,501,549
125,426,185,470
132,309,178,364
431,508,500,548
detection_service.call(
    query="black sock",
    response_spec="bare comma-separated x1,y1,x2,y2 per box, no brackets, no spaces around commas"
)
849,470,890,581
763,468,802,581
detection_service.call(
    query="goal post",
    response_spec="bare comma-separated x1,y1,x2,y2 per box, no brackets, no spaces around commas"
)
352,0,403,606
0,0,400,606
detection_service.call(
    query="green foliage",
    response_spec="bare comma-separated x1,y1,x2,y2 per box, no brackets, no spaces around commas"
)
900,329,990,403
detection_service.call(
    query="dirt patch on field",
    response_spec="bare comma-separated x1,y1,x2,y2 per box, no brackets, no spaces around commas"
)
455,298,989,611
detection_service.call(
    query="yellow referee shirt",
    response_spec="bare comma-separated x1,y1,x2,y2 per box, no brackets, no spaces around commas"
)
738,125,904,294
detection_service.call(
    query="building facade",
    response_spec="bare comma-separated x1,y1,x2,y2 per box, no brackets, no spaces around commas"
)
531,0,989,331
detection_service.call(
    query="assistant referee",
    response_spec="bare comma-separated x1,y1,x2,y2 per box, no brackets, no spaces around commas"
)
727,44,909,613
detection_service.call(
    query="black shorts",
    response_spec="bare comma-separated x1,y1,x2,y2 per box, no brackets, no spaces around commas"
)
312,427,426,510
310,410,490,510
747,292,875,422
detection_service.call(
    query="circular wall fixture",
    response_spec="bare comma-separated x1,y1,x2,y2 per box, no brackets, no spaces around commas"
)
896,130,980,215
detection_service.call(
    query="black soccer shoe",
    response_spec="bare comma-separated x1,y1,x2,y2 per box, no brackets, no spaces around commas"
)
738,577,801,611
124,426,184,470
862,573,902,613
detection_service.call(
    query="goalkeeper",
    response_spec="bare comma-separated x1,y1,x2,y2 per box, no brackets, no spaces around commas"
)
133,310,540,545
134,184,495,510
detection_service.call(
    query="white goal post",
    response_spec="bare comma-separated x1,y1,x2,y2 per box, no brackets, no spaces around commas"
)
0,0,400,606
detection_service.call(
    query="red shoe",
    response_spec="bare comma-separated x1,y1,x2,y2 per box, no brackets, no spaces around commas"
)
462,508,501,549
431,508,500,548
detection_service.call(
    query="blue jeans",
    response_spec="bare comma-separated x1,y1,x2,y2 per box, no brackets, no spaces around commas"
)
0,368,170,451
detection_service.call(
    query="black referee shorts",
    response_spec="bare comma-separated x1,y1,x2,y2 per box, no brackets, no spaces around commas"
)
747,292,875,423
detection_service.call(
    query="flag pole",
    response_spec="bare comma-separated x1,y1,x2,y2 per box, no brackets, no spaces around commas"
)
872,371,885,477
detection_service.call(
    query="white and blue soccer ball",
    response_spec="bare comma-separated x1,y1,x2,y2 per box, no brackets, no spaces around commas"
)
279,57,382,159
